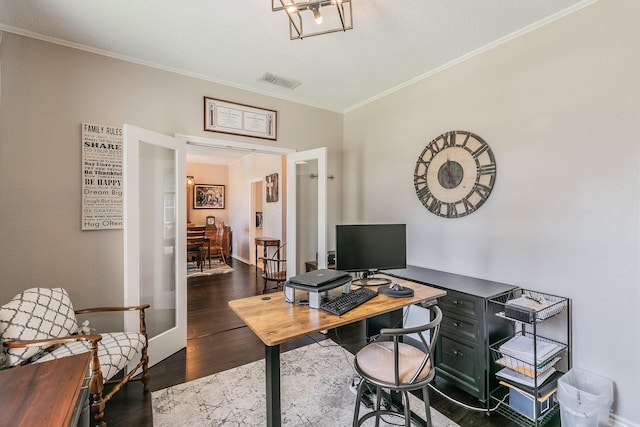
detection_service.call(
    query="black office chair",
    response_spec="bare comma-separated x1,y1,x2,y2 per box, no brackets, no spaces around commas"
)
352,305,443,427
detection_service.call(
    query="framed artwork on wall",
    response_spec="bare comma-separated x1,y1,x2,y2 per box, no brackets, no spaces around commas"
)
204,97,277,141
194,184,225,209
266,173,279,203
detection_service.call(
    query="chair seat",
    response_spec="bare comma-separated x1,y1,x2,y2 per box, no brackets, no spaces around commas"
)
34,332,146,381
356,341,431,384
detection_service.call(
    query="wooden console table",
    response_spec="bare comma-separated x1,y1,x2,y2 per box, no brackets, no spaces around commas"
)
0,352,91,426
254,237,280,274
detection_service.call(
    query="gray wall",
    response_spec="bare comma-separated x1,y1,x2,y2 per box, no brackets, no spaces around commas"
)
343,1,639,422
0,32,343,317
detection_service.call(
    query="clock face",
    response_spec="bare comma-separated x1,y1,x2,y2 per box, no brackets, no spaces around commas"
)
206,216,215,225
414,131,496,218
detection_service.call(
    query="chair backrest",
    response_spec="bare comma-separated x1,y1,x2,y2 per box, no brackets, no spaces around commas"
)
262,243,286,279
187,226,206,251
0,288,79,367
212,222,225,246
272,243,286,260
379,305,442,385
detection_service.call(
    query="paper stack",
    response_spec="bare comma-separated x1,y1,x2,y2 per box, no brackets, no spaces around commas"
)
499,334,562,370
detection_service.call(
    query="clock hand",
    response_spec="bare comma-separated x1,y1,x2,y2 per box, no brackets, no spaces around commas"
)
446,162,455,186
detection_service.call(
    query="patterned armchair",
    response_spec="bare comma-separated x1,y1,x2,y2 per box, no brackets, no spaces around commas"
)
0,288,150,427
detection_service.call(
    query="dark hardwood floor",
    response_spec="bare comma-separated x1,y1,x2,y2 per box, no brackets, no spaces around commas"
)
105,258,558,426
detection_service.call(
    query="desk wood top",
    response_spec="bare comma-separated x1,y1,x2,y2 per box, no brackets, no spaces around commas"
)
0,352,91,427
228,275,446,346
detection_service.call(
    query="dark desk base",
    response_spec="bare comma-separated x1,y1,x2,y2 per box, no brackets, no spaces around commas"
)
265,345,281,427
262,309,407,427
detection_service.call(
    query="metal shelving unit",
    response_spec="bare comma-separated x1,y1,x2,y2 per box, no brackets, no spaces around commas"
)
488,289,571,427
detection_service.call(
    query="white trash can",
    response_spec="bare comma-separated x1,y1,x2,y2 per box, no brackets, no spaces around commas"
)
557,368,613,427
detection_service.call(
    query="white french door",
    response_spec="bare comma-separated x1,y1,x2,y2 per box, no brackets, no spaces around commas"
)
123,125,187,367
286,147,327,276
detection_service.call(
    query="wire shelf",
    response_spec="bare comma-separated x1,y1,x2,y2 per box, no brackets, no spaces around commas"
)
490,385,560,427
490,289,568,323
490,332,567,378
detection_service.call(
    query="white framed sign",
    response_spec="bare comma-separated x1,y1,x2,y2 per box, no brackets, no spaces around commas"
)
81,122,123,230
204,97,277,141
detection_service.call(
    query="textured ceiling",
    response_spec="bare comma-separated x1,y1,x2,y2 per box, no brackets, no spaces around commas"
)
0,0,595,114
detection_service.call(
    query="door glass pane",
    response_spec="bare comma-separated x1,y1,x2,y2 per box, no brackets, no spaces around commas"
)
139,142,176,338
296,160,318,273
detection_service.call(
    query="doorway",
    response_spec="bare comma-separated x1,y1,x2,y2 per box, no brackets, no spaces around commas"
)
180,134,294,269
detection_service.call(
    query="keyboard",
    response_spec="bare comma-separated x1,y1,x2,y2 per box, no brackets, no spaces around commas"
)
320,287,378,316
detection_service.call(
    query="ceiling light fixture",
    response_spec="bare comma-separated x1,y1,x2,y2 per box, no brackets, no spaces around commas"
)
272,0,353,40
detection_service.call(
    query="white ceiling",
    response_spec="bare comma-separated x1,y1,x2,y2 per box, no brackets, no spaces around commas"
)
0,0,595,163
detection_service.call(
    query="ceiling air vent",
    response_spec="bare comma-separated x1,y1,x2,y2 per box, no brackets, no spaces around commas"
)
261,72,301,89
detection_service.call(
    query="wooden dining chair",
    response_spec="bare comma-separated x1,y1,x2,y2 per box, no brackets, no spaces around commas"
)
208,222,226,264
260,243,287,293
187,225,208,271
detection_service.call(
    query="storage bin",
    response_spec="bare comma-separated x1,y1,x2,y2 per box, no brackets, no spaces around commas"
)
509,387,553,419
557,368,613,427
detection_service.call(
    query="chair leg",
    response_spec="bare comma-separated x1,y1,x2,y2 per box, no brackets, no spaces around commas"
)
375,386,382,427
352,379,366,426
141,348,150,393
402,391,411,427
87,342,106,427
422,385,433,427
139,307,150,393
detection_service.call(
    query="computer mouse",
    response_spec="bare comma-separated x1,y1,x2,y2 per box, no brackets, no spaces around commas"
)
390,283,404,291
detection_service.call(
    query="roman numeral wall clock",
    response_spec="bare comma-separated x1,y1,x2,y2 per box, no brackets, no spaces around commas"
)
414,130,497,218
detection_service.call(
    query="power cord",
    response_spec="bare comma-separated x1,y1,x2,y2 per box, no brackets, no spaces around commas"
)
428,383,508,413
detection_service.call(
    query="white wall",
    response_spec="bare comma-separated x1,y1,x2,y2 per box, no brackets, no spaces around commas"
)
343,1,639,423
228,153,284,265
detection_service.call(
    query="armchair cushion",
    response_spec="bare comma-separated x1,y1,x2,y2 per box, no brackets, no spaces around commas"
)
0,288,78,367
34,331,146,380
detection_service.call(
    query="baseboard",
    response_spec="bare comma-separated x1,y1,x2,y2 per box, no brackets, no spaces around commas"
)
611,413,639,427
233,254,249,264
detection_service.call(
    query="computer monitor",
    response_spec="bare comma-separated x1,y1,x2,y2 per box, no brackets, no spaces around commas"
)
335,224,407,285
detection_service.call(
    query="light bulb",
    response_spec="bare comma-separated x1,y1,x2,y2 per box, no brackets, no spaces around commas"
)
312,8,322,24
287,5,297,13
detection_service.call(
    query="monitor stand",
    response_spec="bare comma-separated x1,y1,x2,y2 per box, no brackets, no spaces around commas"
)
351,271,391,287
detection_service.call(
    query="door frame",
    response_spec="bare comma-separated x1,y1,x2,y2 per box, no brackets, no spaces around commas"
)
286,147,328,276
177,133,295,267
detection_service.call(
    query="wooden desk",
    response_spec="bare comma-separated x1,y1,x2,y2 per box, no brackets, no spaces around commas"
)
254,237,280,274
228,274,446,427
0,352,91,427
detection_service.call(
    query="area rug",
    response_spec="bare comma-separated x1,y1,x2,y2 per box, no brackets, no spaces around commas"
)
152,341,460,426
187,260,234,277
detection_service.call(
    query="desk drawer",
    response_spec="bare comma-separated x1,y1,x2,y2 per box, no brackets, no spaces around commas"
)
441,312,478,343
436,333,482,398
439,292,481,318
